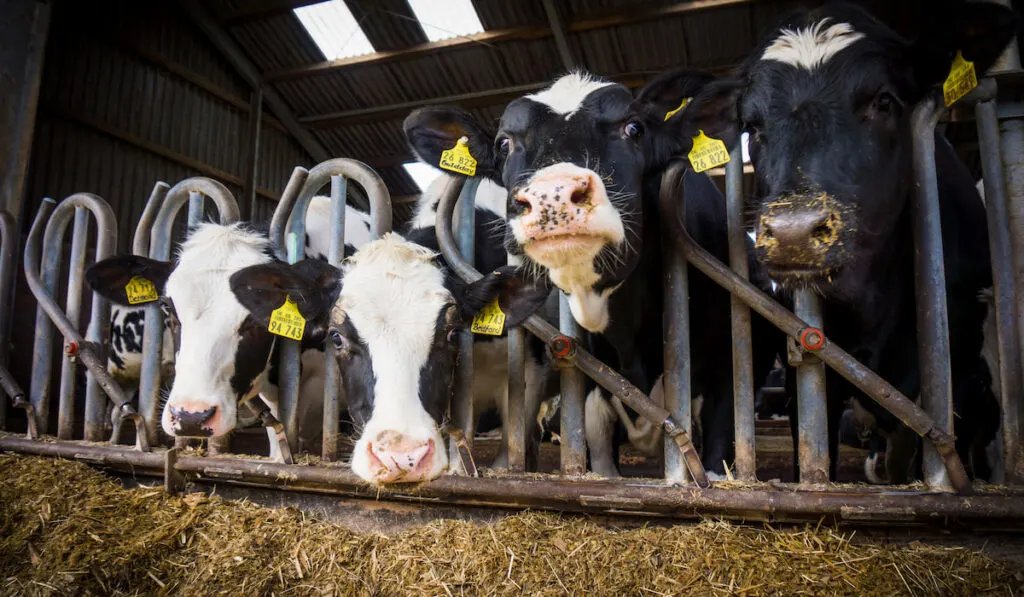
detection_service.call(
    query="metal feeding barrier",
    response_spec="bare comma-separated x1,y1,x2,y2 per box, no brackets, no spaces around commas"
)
0,210,22,433
3,71,1024,524
269,159,392,460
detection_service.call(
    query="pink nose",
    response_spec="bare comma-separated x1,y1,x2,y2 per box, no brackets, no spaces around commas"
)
366,431,436,483
515,170,602,240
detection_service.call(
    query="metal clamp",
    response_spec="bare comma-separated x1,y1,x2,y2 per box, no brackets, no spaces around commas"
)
447,426,479,477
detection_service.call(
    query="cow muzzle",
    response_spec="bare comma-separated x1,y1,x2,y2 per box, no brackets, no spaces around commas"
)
167,403,219,437
364,431,439,484
755,192,847,279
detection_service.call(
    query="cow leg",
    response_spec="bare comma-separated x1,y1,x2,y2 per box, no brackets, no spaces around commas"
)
701,379,735,480
585,387,620,477
258,392,282,462
884,425,918,484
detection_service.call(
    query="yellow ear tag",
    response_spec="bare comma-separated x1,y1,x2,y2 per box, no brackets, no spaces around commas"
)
125,276,158,305
471,298,505,336
664,97,691,121
439,136,478,176
688,130,730,173
943,51,977,107
268,296,306,341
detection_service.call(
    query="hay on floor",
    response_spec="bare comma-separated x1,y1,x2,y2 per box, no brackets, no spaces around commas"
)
0,454,1020,596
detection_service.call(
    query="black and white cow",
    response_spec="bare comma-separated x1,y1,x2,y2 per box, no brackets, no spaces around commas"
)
230,234,551,483
86,198,371,454
404,71,782,478
679,1,1018,481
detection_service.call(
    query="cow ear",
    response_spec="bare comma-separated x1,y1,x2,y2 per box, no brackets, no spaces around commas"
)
403,106,499,180
635,67,718,123
909,2,1020,93
455,266,551,330
672,77,746,151
229,260,341,328
85,255,174,305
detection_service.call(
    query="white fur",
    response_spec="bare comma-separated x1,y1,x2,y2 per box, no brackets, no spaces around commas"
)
411,174,507,231
762,19,865,70
160,223,273,438
303,196,371,259
526,72,614,118
548,264,620,333
585,387,620,477
340,235,453,482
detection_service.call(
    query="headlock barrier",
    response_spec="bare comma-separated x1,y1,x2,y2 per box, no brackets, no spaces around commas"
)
3,71,1024,525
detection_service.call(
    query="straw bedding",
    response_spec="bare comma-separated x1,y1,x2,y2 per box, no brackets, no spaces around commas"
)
1,454,1021,596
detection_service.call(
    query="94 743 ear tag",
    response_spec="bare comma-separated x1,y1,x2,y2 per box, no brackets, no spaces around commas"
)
268,296,306,341
439,136,477,176
471,298,505,336
688,130,730,173
125,276,158,305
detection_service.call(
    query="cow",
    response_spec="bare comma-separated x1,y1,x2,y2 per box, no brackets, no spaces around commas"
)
85,197,371,455
229,234,551,483
677,1,1018,481
403,70,783,478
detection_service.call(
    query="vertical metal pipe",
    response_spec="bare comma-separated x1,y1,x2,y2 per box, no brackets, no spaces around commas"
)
793,290,828,484
0,211,17,429
559,292,587,475
278,233,302,454
662,182,693,484
133,182,170,256
322,174,346,461
187,190,205,229
976,94,1023,484
507,327,527,472
29,198,69,434
451,177,478,471
56,208,89,439
725,148,756,480
910,97,954,491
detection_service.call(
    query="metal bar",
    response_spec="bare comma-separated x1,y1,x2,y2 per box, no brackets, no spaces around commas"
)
559,292,587,475
7,438,1024,523
656,162,972,494
452,177,478,471
242,89,263,221
279,235,301,454
541,0,576,71
56,208,89,439
662,181,693,485
725,147,755,481
270,167,310,262
793,291,828,484
977,87,1024,485
436,175,710,487
507,327,527,472
0,211,16,429
133,182,170,256
910,96,954,491
321,174,346,461
140,178,240,443
187,190,205,229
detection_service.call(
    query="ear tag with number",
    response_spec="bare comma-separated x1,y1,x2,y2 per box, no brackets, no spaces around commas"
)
688,130,730,173
439,136,478,176
664,97,691,121
268,296,306,341
471,298,505,336
943,51,977,107
125,276,158,305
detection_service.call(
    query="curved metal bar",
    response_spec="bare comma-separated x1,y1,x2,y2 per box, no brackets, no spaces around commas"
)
434,175,710,488
656,161,972,495
24,195,148,450
135,178,240,444
132,182,170,256
269,167,309,261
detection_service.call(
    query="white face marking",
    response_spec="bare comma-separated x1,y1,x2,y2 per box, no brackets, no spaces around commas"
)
411,174,507,231
303,196,371,259
526,72,614,119
160,223,273,438
761,19,865,70
339,234,453,483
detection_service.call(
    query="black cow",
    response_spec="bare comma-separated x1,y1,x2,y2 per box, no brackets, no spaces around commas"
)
680,1,1018,481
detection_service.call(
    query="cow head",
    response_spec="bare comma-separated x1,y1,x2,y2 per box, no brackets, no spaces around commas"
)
230,234,549,484
681,2,1018,296
405,71,711,333
86,224,291,440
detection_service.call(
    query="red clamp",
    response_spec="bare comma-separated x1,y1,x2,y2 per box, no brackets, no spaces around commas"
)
799,327,825,351
550,335,574,358
65,341,80,356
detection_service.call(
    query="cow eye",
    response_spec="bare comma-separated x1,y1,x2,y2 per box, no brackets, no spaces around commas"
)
871,91,900,115
495,135,512,158
623,121,643,139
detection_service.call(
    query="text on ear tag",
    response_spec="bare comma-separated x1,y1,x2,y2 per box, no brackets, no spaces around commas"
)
471,298,505,336
269,296,306,341
125,276,159,305
664,97,691,121
688,130,730,173
439,136,478,176
943,51,977,107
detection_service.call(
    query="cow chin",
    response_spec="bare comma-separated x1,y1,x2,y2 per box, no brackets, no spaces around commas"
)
522,233,610,271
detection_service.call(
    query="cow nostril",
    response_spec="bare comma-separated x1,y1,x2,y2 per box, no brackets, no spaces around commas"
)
570,188,590,205
515,196,532,215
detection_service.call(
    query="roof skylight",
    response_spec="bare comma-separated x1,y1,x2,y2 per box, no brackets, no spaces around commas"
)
407,0,485,42
294,1,375,60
